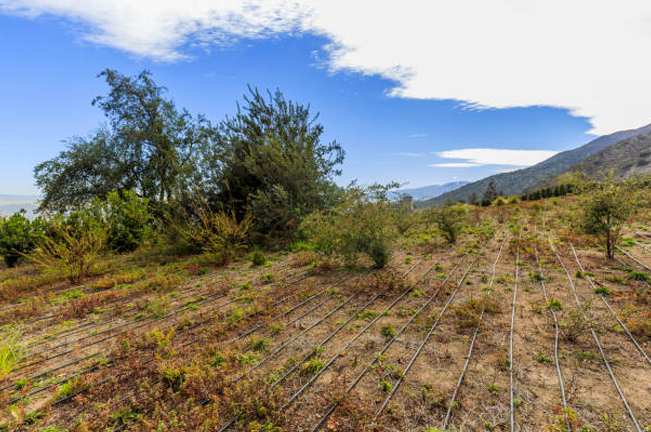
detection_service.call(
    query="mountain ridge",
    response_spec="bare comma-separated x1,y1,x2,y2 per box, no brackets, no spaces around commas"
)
419,122,651,207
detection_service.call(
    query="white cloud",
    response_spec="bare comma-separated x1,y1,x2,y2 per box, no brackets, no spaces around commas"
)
434,148,558,167
3,0,651,134
408,134,428,139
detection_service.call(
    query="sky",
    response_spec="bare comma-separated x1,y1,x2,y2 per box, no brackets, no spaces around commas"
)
1,1,651,196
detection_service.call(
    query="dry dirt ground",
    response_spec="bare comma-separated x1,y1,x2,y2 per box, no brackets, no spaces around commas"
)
1,218,651,432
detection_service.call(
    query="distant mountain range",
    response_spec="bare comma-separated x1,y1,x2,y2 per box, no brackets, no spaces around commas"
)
0,194,38,218
392,181,470,201
420,122,651,207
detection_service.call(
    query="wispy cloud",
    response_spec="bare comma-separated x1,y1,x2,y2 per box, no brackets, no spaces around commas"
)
431,148,558,167
408,133,428,139
394,152,425,158
3,1,651,133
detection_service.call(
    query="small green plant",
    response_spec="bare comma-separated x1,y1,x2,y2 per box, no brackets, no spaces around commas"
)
546,299,562,310
488,383,500,395
250,250,268,266
250,337,270,352
301,358,326,375
379,379,394,393
534,353,552,363
410,289,424,297
594,285,611,296
381,324,396,341
57,378,89,399
210,352,227,368
628,271,650,282
0,329,28,380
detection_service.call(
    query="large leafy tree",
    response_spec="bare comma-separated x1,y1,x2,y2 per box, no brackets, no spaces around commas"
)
204,87,345,239
35,69,213,211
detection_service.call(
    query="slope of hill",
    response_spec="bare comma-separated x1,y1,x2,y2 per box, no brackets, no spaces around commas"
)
0,194,38,218
419,122,651,207
573,132,651,180
392,181,469,201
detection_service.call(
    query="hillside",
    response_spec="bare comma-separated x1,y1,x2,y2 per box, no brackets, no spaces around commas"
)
392,181,469,201
419,122,651,206
0,194,38,217
573,132,651,180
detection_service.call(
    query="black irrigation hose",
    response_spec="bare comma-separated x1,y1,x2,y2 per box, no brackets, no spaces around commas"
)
109,260,412,432
371,240,493,424
306,242,492,432
1,267,313,394
615,245,651,273
571,244,651,367
53,269,348,409
8,271,310,408
548,235,643,432
508,241,520,432
214,260,428,432
535,246,571,432
308,254,479,432
441,233,510,429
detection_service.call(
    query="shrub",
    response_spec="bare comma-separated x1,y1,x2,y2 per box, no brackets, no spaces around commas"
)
429,205,465,244
249,250,268,266
300,184,397,268
171,194,252,265
0,210,46,267
102,190,151,252
30,211,107,283
627,271,650,283
579,179,633,259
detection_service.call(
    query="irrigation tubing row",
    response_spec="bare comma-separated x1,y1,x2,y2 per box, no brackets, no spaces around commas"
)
440,233,510,429
570,244,651,367
211,258,435,432
615,245,651,273
306,243,490,432
508,239,520,432
108,258,411,431
1,265,315,393
534,245,571,431
26,262,294,351
548,234,643,432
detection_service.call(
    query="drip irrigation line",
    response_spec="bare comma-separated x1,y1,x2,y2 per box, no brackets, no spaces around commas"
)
535,246,570,432
440,233,510,429
508,240,520,432
569,244,651,368
615,245,651,273
306,241,492,432
548,235,643,432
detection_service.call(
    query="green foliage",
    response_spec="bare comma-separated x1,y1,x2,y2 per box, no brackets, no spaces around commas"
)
101,190,151,252
628,271,650,282
35,69,210,211
30,210,107,283
0,328,28,380
171,194,252,265
249,250,268,266
202,87,345,240
380,324,396,341
580,179,633,259
0,210,46,267
428,205,466,244
300,184,398,268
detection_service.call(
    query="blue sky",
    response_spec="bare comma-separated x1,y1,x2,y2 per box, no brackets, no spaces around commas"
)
2,1,649,195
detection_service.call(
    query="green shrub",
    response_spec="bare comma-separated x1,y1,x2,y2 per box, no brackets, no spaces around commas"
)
102,190,151,253
31,211,107,283
0,210,46,267
249,250,268,266
428,205,466,244
300,184,398,268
